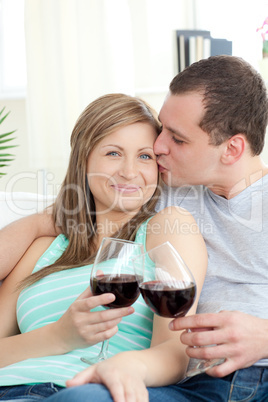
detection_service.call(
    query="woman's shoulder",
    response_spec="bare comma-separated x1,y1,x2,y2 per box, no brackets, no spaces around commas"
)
31,235,57,248
23,236,56,260
146,206,201,251
29,234,66,256
31,234,68,271
34,233,68,250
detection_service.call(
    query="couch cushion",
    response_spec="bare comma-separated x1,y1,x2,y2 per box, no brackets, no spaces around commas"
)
0,192,56,229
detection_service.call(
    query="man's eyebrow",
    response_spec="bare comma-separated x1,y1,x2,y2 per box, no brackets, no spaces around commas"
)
158,115,190,141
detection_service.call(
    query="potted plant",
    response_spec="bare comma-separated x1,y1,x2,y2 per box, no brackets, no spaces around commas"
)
0,107,16,177
257,17,268,58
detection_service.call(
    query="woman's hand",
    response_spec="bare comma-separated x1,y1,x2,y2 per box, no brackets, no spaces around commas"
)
66,353,149,402
54,287,134,353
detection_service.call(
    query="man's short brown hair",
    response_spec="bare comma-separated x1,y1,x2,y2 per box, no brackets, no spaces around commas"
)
170,55,268,155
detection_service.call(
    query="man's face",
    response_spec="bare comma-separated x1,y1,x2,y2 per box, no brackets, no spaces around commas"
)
154,92,224,188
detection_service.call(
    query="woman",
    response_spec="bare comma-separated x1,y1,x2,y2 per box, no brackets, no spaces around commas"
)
0,94,207,401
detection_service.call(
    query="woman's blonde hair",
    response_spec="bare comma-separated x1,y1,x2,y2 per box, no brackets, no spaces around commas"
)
21,93,161,288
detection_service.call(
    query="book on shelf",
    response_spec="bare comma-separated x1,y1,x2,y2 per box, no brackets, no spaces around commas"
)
175,30,232,72
179,35,186,72
196,36,204,62
176,29,211,72
203,37,211,59
189,36,196,65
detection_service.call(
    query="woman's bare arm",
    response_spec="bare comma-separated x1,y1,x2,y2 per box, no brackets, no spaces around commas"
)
0,236,134,368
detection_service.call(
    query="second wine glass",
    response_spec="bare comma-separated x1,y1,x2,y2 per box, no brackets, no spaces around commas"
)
133,241,224,378
81,237,143,365
133,241,196,319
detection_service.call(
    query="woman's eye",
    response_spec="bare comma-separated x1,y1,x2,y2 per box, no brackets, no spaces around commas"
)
107,151,119,156
139,154,152,160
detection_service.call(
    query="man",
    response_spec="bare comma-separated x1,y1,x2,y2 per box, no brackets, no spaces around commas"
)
147,55,268,400
1,55,268,401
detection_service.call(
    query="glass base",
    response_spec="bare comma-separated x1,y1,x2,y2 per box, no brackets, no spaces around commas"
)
186,358,225,378
81,340,109,365
80,353,106,365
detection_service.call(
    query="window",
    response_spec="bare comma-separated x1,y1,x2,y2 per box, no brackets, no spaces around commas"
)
0,0,26,98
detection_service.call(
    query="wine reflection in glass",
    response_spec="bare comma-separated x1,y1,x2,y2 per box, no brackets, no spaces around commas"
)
133,241,224,378
81,237,143,365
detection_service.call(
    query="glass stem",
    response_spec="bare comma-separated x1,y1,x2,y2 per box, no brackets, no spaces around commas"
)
98,339,109,361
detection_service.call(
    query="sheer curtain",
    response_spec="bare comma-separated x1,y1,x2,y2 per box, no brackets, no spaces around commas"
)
24,0,195,171
24,0,135,170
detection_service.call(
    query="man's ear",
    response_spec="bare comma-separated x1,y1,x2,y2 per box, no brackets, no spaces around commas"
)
221,135,245,165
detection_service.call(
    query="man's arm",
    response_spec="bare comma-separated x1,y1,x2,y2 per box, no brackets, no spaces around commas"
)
0,210,58,279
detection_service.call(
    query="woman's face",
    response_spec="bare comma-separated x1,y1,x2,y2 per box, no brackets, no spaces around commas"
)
87,122,158,216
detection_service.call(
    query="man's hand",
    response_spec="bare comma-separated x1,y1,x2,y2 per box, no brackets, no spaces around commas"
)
169,310,268,377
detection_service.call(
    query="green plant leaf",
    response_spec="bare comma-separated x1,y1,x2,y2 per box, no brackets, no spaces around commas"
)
0,108,17,177
0,130,16,139
0,140,16,147
0,107,11,125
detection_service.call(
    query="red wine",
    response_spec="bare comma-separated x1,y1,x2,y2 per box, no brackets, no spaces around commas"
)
91,274,140,308
139,281,196,318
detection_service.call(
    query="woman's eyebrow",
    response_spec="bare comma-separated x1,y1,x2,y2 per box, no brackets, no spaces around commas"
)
101,145,154,151
101,144,123,150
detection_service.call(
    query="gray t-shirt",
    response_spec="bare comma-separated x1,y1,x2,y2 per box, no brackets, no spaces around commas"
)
157,175,268,367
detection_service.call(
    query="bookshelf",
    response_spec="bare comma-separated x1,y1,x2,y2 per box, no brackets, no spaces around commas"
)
175,30,232,72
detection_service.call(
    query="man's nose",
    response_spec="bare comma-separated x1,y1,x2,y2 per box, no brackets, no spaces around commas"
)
154,131,169,155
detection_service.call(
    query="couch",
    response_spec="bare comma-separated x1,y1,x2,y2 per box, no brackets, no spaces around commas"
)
0,191,56,285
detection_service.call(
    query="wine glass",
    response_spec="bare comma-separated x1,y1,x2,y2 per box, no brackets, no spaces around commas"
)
133,241,224,378
81,237,143,365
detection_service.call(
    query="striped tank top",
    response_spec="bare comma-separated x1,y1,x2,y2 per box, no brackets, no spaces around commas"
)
0,219,154,387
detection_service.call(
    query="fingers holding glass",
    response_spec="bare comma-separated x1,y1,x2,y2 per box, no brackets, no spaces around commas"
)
81,237,143,365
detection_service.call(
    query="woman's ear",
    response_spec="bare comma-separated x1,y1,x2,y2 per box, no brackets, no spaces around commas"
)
221,135,245,165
